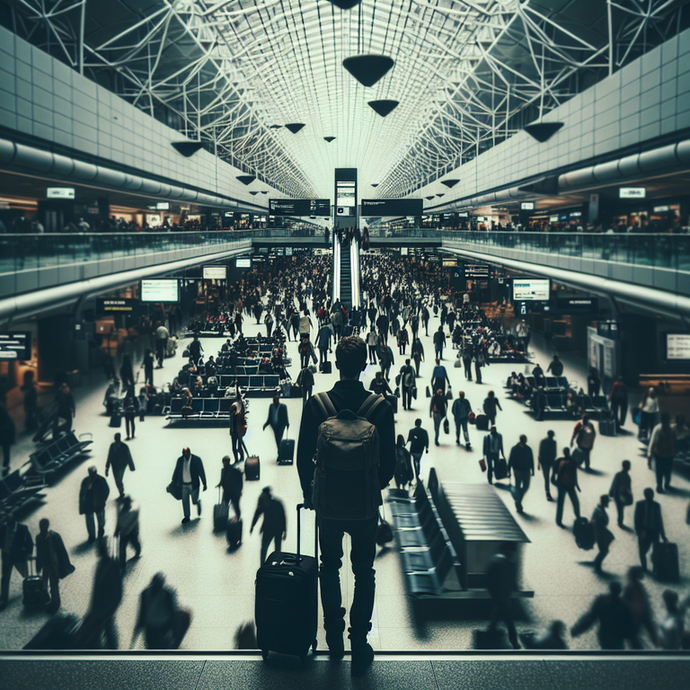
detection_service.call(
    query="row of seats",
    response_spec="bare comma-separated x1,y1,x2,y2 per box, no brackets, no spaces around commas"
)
167,397,233,421
0,469,46,521
387,484,457,598
30,432,94,478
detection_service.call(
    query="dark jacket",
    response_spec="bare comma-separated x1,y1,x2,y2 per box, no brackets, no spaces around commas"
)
0,522,33,562
451,397,472,421
79,473,110,514
296,380,396,506
36,529,75,579
483,431,505,458
538,437,557,465
572,593,633,649
508,443,534,473
251,495,286,535
106,441,135,474
634,499,665,540
219,465,243,500
172,454,207,493
407,426,429,454
264,402,289,431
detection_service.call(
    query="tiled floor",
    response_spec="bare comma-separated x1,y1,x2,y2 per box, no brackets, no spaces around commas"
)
1,306,689,656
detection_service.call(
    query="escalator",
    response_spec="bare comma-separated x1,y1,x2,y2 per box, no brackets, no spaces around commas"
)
339,238,353,310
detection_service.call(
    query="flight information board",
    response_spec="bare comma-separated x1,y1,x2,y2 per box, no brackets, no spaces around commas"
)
0,332,32,360
268,199,331,216
361,198,423,216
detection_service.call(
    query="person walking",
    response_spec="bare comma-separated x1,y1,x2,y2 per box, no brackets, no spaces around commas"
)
570,414,596,471
429,388,448,447
155,322,169,368
433,325,446,360
21,371,40,433
366,329,378,365
609,376,628,430
637,387,658,442
553,447,581,527
399,358,416,411
411,337,424,377
123,387,139,440
296,366,315,404
430,358,451,396
79,465,110,542
485,543,520,649
591,495,614,574
250,486,286,566
394,435,413,491
461,339,474,381
0,514,33,611
609,460,633,527
507,435,534,514
142,349,155,386
623,566,658,649
105,433,136,499
451,391,472,450
406,418,429,482
262,395,289,461
229,392,248,464
473,348,487,385
132,573,189,649
537,430,558,501
171,447,207,524
295,336,395,674
378,341,395,382
119,355,135,389
35,518,75,613
634,488,667,571
115,495,141,567
217,455,243,519
482,425,505,485
571,581,633,650
647,413,676,493
482,391,502,426
315,321,333,366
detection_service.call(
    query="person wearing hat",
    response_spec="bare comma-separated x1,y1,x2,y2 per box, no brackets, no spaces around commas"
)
79,465,110,542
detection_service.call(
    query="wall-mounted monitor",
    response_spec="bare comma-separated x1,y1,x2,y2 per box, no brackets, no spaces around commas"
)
203,266,227,280
0,332,32,360
619,187,646,199
47,187,75,199
665,333,690,360
361,199,423,216
513,278,550,301
268,199,330,216
235,257,251,269
140,279,179,302
520,201,535,210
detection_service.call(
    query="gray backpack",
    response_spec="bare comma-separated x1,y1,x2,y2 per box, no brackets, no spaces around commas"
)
311,393,384,520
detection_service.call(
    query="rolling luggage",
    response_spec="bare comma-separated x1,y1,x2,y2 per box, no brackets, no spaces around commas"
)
213,489,229,532
599,417,616,437
23,557,48,609
226,517,243,550
653,541,680,582
245,455,260,481
255,504,318,661
278,436,295,465
385,393,398,414
494,457,508,481
109,412,122,428
320,361,332,374
574,517,595,550
475,414,489,431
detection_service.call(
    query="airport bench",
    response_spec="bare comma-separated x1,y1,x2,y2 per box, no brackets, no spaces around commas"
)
29,432,93,478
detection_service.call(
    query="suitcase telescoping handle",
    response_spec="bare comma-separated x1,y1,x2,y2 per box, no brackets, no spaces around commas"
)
296,503,318,563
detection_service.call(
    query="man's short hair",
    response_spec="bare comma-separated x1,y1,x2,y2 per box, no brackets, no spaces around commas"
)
335,336,367,377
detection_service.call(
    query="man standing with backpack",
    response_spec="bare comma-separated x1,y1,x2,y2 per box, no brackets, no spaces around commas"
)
296,336,395,675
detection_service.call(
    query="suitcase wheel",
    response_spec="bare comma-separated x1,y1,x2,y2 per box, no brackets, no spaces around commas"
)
261,649,269,661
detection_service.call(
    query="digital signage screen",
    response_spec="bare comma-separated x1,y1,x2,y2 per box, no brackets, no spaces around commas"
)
665,333,690,360
0,332,32,360
513,278,550,301
140,279,179,302
361,199,423,216
235,257,251,269
203,266,227,280
268,199,331,216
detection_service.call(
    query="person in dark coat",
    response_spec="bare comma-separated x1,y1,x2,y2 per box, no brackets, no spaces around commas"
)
429,388,448,446
250,486,286,566
0,403,15,479
609,460,633,527
634,488,667,571
485,543,520,649
571,580,633,649
507,435,534,514
119,354,135,389
53,382,75,439
132,573,189,649
263,396,289,460
171,447,207,524
217,455,243,519
537,430,557,501
553,448,581,527
0,514,33,611
482,390,502,426
105,433,136,499
35,518,75,613
609,376,628,429
296,366,315,404
591,495,614,574
142,349,155,386
79,465,110,542
115,495,141,567
394,435,413,490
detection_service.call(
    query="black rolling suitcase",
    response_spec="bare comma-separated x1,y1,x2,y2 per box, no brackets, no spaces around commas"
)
255,503,318,662
278,436,295,465
23,557,48,609
245,455,260,481
213,488,229,532
226,517,243,550
574,517,595,550
494,457,508,481
653,541,680,582
599,416,616,437
385,393,398,414
320,361,332,374
475,414,489,431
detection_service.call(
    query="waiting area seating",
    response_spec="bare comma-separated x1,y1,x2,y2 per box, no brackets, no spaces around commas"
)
0,468,47,520
28,432,93,479
166,397,233,422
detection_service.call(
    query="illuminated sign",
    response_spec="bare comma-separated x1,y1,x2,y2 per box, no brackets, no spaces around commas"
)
140,279,179,302
47,187,75,199
0,332,31,360
513,279,550,301
203,266,227,280
520,201,535,210
619,187,646,199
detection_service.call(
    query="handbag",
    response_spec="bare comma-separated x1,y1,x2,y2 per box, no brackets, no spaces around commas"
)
468,411,476,424
395,387,400,398
426,386,431,398
166,482,182,501
412,387,418,400
619,488,633,506
479,458,487,473
446,389,453,400
633,409,641,425
443,418,450,435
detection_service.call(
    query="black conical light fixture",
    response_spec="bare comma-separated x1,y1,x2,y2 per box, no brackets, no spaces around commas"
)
285,123,305,134
324,136,336,142
328,0,362,8
524,122,564,143
436,193,445,197
426,196,435,200
371,184,379,187
441,179,460,188
260,191,269,194
343,55,394,87
269,124,282,129
249,191,258,196
236,175,255,185
368,99,399,117
171,141,204,157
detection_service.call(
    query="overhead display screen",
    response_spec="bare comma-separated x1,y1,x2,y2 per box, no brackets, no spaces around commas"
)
464,263,489,278
47,187,75,199
235,257,251,268
96,298,136,313
361,198,423,216
140,279,179,302
665,333,690,360
0,332,32,360
513,278,550,301
268,199,331,216
203,266,227,280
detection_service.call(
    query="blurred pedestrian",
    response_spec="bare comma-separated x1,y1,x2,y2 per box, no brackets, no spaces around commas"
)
249,487,286,565
35,518,75,613
591,495,613,574
508,434,534,514
0,513,33,611
115,495,141,567
105,433,136,499
79,465,110,542
609,460,633,528
217,455,243,519
571,581,633,649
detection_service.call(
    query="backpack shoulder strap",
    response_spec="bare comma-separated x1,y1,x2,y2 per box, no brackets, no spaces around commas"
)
314,392,338,420
357,393,385,421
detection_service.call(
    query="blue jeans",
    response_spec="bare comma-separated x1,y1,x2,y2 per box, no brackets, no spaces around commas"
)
513,470,531,505
318,514,378,639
